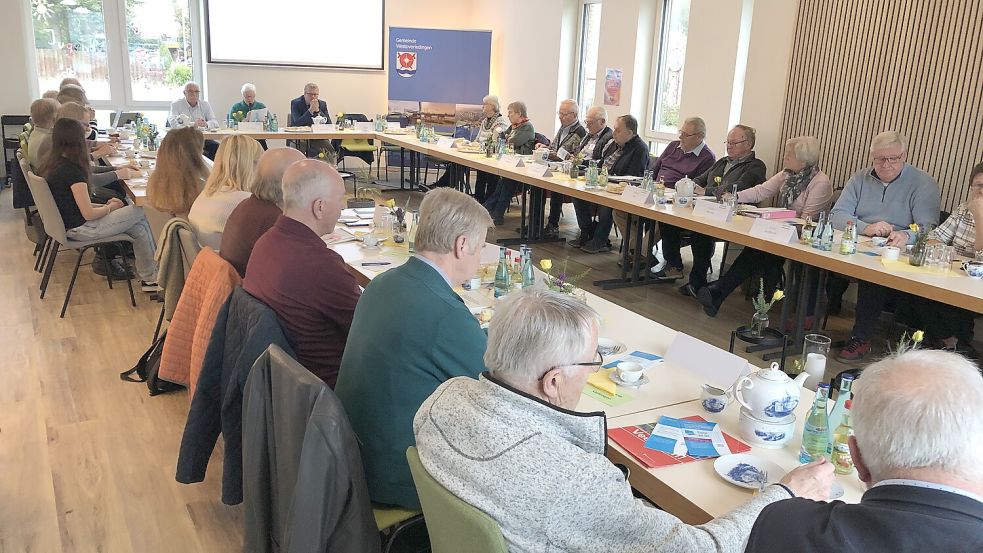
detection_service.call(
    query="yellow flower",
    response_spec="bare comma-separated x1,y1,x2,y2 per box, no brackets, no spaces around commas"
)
385,199,396,209
540,259,553,271
317,152,325,159
772,289,785,302
909,223,920,232
714,176,722,184
912,330,924,343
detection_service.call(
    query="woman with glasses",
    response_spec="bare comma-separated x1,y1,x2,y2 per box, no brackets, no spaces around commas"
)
414,288,833,552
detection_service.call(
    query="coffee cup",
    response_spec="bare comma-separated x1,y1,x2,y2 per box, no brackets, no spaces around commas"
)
882,246,900,261
616,361,644,383
701,384,732,413
362,234,380,247
963,260,983,279
871,237,888,247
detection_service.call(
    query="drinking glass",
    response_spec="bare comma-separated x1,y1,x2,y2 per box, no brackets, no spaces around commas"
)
924,243,942,270
937,245,954,273
800,334,831,391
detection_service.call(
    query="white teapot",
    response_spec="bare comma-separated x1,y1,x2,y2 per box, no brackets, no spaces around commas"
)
675,175,695,206
735,362,809,421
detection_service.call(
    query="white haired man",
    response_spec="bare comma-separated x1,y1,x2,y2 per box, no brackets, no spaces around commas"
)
414,288,834,552
540,99,587,239
745,350,983,551
168,81,220,158
336,188,493,509
832,131,941,361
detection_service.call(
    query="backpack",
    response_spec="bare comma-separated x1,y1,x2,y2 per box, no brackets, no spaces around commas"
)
120,329,185,396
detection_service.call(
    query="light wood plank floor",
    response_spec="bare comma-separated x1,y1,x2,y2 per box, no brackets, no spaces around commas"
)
0,178,894,552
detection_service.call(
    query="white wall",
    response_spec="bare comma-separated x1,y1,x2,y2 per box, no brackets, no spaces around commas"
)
592,0,659,124
0,0,36,117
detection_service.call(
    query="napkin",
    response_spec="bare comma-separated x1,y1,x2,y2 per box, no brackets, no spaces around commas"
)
587,368,617,397
880,258,956,275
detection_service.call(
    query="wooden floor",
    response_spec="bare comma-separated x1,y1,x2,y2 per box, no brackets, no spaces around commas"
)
0,174,876,552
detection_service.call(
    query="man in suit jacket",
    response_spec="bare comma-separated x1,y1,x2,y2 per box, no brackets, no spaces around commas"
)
745,349,983,553
289,83,332,158
541,99,587,238
568,106,614,247
582,114,652,253
334,188,493,509
657,124,768,294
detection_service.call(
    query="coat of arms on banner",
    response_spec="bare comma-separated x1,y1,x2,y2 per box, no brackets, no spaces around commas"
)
396,51,417,77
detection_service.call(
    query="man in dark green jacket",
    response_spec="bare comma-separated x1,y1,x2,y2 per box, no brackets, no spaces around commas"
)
334,188,493,509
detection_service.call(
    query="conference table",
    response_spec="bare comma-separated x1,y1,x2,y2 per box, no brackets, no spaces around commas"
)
326,233,865,523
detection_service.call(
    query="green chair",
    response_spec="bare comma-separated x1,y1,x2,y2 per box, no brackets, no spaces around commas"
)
406,446,508,553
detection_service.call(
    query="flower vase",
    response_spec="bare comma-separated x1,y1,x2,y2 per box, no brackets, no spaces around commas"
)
393,221,407,244
750,311,770,337
909,232,929,266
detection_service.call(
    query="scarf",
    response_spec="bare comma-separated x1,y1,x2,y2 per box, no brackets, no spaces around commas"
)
781,165,817,208
511,117,529,129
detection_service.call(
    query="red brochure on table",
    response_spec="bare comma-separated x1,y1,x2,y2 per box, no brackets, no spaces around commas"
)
608,415,750,469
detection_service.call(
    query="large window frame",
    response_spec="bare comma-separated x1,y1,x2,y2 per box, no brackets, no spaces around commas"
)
574,0,603,117
24,0,204,120
644,0,690,145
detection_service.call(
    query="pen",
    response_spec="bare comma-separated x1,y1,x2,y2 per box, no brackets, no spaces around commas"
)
360,262,391,266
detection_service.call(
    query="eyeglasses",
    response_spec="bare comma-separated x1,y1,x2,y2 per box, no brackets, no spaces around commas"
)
872,155,903,165
538,350,605,381
726,139,748,146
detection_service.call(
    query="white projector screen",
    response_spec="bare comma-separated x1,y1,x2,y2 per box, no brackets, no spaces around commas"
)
205,0,385,69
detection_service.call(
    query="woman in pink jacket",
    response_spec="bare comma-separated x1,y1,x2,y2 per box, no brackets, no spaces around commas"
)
696,136,832,316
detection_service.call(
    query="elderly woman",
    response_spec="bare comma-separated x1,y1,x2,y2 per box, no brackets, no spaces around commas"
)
696,136,832,317
482,100,536,225
894,162,983,357
188,135,263,250
414,288,833,552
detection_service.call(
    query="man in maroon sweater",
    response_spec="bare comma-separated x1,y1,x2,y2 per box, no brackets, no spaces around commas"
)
221,147,304,277
243,160,360,386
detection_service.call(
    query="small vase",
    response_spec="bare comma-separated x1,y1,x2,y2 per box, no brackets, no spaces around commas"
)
909,233,928,266
750,312,770,337
392,221,407,244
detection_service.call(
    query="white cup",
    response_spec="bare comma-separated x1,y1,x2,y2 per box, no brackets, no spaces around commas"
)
701,384,732,413
616,361,644,383
871,237,888,247
882,246,900,261
362,234,380,247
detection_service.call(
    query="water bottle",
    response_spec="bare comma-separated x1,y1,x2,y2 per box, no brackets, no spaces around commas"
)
521,247,535,288
641,169,654,192
839,220,857,255
497,137,506,159
820,218,834,251
800,383,831,463
407,210,419,253
494,247,511,297
271,114,279,132
812,212,826,249
727,183,739,209
598,167,609,187
585,160,599,189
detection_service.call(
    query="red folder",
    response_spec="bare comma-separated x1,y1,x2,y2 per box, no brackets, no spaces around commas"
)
608,415,751,469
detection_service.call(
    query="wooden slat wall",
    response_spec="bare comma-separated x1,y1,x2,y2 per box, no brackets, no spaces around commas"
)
778,0,983,211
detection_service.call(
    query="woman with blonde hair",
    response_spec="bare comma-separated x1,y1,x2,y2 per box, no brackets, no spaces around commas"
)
147,126,210,217
188,135,263,250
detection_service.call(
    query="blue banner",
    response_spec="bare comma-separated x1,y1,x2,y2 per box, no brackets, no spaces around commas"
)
388,26,491,110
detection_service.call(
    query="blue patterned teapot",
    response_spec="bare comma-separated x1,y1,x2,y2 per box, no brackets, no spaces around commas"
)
735,362,808,421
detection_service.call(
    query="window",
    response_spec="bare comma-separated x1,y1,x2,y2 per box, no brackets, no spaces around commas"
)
650,0,690,135
575,1,603,115
30,0,200,113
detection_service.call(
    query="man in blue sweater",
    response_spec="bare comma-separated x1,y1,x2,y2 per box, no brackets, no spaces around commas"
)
830,131,940,361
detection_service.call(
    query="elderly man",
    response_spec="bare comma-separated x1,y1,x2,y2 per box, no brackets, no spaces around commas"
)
655,124,766,288
243,160,360,386
336,188,492,509
746,350,983,552
581,114,652,253
540,99,587,239
414,288,834,552
832,131,940,361
229,82,269,150
221,147,305,277
169,81,220,159
289,83,333,159
567,106,615,247
27,98,59,170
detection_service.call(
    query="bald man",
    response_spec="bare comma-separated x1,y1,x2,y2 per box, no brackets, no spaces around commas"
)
243,160,361,386
221,147,305,276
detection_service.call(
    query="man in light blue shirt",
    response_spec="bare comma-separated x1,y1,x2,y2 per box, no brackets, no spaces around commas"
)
831,131,940,361
168,81,220,159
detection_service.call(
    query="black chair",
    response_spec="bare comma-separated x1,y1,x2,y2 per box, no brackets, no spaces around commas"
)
2,115,30,185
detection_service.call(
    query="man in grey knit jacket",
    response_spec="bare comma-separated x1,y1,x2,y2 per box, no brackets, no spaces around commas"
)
414,289,833,553
830,131,941,361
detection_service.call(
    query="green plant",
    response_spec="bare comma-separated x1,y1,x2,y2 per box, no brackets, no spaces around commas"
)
751,278,784,314
165,63,192,88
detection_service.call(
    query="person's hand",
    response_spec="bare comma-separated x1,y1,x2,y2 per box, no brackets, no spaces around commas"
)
967,196,983,220
106,198,125,211
779,458,835,501
887,230,909,247
310,99,319,114
195,118,206,127
862,221,894,237
92,143,114,158
116,167,138,180
534,143,545,149
694,185,706,196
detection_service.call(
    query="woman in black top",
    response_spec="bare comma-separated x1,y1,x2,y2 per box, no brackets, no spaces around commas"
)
39,118,159,290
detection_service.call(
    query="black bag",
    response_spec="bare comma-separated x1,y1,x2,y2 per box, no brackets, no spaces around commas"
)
120,329,185,396
25,208,46,245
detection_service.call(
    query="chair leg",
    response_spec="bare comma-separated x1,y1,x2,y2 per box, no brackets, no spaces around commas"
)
104,246,115,290
35,236,51,272
40,243,59,298
116,242,136,307
60,247,89,318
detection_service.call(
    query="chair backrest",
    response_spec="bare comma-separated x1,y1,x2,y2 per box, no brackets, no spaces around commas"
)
343,113,369,123
534,132,551,147
405,446,509,553
26,171,69,243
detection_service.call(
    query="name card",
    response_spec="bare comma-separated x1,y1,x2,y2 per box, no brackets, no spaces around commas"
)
664,332,750,390
749,218,799,244
557,147,570,160
387,121,401,130
236,121,263,132
355,121,374,132
524,163,552,178
500,154,524,168
692,199,734,223
621,185,654,205
312,123,335,132
436,136,455,148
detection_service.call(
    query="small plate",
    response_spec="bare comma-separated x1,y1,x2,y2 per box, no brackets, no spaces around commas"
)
597,337,626,356
608,371,650,388
828,480,844,500
714,454,786,490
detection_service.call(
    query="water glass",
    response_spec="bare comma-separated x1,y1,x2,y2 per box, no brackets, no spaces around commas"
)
800,334,831,391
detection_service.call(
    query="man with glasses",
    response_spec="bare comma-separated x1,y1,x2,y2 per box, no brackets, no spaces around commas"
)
414,288,833,552
654,125,767,290
540,99,587,239
289,83,334,158
567,106,614,247
831,131,940,361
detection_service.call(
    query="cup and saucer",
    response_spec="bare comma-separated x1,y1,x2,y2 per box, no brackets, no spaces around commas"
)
608,361,649,388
